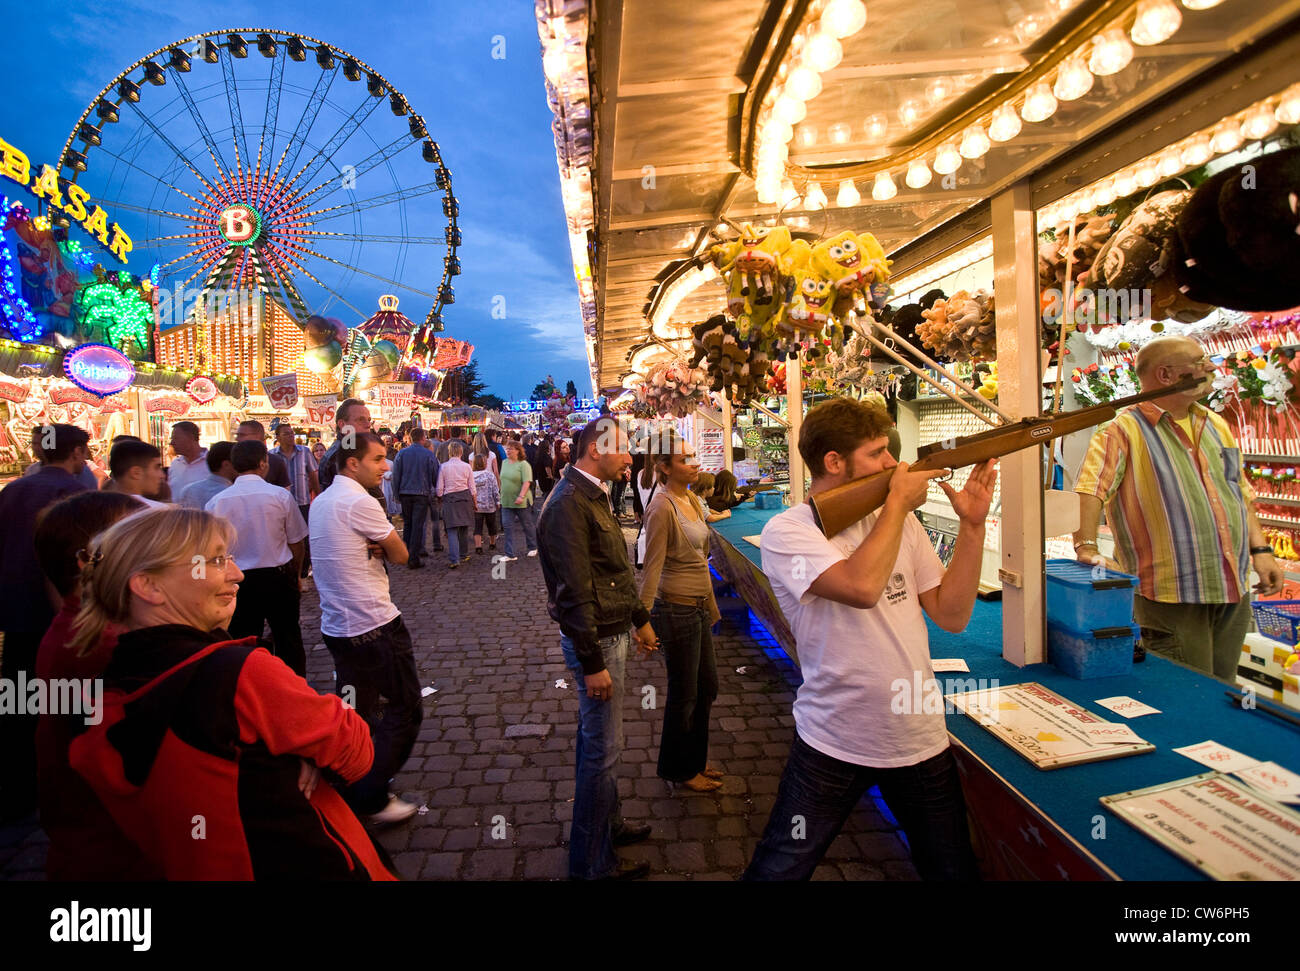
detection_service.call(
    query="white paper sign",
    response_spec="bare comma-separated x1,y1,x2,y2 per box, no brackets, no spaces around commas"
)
931,658,971,673
1094,695,1162,719
1235,762,1300,803
1173,740,1261,774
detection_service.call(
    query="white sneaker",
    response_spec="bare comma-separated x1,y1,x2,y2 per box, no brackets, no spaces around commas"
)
367,795,418,827
527,550,538,557
500,554,519,562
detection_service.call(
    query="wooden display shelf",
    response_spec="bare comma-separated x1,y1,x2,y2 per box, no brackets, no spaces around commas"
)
1258,515,1300,530
1253,495,1300,506
1244,453,1300,463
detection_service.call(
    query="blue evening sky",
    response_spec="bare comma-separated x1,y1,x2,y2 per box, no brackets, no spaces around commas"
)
1,0,588,399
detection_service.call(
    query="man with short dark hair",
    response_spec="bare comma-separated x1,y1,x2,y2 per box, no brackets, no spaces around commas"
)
0,423,90,819
207,440,309,676
538,417,659,880
236,420,291,490
167,420,209,495
743,397,994,881
273,423,320,577
177,440,237,509
318,398,372,490
108,440,167,508
311,431,421,826
391,427,439,569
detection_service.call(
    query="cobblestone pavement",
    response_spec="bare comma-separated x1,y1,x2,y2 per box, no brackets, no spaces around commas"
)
0,519,918,882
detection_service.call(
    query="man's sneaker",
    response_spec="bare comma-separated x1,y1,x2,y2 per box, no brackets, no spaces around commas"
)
499,554,519,562
526,549,538,557
367,795,418,827
448,561,458,570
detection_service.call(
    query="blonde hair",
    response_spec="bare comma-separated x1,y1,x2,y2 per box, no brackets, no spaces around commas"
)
69,508,234,656
472,432,490,457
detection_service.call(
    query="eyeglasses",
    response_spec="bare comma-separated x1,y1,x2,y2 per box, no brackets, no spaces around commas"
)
197,554,239,574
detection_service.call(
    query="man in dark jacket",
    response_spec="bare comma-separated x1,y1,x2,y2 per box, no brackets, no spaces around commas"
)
537,417,659,880
391,428,439,569
0,424,89,820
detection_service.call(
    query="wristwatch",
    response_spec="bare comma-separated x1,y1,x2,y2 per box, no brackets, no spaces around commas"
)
1073,540,1098,550
1250,545,1274,555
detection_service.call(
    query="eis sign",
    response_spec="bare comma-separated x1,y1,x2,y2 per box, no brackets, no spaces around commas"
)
63,344,135,397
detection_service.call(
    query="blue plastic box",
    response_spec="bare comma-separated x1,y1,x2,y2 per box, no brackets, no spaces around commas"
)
1045,559,1137,632
1047,621,1138,679
754,491,783,510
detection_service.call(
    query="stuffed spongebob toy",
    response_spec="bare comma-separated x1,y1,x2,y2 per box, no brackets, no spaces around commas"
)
710,223,793,314
812,230,891,318
780,239,835,339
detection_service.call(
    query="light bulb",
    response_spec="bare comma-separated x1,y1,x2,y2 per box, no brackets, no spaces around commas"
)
926,77,953,105
1180,0,1224,8
804,31,843,72
1210,119,1242,154
821,0,868,39
959,125,991,159
1021,82,1058,123
836,178,860,207
1134,160,1160,188
1089,27,1134,76
1181,136,1212,166
804,183,828,211
933,142,962,175
1092,178,1118,207
786,64,822,102
1075,190,1095,214
542,44,567,84
1156,149,1182,178
1130,0,1182,46
1053,57,1094,101
764,121,794,147
897,99,921,127
988,104,1022,141
1114,172,1138,197
828,122,851,144
864,112,888,141
756,178,781,205
1057,197,1080,221
781,179,802,209
1277,85,1300,125
796,125,818,148
871,171,897,201
773,94,806,125
905,158,933,188
1241,105,1278,141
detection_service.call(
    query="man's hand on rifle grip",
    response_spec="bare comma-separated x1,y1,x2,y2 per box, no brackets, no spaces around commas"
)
886,461,949,514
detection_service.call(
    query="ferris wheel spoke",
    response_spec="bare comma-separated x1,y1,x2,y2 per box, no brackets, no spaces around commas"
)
283,93,384,197
299,231,448,245
291,243,440,300
97,197,198,225
121,99,224,203
270,64,337,190
256,48,286,206
89,144,207,211
266,131,414,217
219,49,251,182
268,245,365,318
168,65,235,187
302,180,442,224
136,230,220,246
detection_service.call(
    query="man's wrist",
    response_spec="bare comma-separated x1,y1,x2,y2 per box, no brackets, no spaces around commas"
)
1250,545,1274,556
1074,539,1098,550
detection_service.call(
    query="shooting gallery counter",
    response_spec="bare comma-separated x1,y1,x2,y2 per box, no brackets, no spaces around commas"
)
709,503,1300,881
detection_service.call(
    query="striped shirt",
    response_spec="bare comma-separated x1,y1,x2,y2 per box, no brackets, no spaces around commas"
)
1073,401,1255,604
272,444,318,506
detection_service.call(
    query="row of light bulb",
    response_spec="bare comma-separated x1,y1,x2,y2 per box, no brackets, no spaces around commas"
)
755,0,1231,209
1039,84,1300,226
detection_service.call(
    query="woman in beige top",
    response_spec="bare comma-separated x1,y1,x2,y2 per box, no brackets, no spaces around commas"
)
637,429,723,792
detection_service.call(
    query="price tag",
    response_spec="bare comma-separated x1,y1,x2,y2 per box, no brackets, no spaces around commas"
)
1173,740,1261,773
1235,762,1300,803
1080,722,1147,745
1093,695,1161,719
931,658,970,673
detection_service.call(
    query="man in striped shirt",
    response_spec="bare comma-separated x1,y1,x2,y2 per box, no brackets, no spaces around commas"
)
1073,337,1282,679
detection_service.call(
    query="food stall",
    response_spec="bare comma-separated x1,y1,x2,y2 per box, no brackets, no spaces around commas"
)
537,0,1300,881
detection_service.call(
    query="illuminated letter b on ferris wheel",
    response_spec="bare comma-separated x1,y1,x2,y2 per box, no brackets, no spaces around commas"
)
220,205,257,244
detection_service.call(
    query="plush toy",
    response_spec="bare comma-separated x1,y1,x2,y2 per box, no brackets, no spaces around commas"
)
812,230,891,318
710,223,793,313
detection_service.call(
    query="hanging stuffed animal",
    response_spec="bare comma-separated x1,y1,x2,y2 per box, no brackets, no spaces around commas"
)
710,223,793,314
812,230,891,318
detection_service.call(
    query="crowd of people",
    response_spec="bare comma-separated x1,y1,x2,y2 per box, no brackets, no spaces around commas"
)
0,388,1013,883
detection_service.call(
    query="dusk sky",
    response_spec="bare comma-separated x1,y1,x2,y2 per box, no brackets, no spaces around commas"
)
1,0,589,400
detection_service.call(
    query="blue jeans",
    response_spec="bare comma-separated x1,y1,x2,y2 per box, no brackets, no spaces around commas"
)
560,632,629,880
400,495,430,560
743,734,978,881
446,525,469,564
501,504,537,556
651,600,717,783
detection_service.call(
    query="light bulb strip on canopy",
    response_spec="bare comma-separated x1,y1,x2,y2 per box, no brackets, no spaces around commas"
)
744,0,1220,206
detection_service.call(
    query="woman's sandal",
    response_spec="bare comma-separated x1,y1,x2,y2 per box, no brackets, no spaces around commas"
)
701,766,724,780
678,773,722,792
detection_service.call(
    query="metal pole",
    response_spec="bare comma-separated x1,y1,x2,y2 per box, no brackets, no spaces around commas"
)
787,350,805,506
721,395,733,473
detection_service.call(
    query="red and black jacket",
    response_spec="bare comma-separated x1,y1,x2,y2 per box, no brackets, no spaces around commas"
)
70,625,395,881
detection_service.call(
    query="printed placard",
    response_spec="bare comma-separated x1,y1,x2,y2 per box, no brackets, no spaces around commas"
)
303,394,338,427
260,373,299,411
931,658,971,673
1094,695,1162,719
1172,740,1261,774
1234,762,1300,803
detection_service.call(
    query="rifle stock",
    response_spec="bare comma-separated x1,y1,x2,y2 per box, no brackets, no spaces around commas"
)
808,375,1201,537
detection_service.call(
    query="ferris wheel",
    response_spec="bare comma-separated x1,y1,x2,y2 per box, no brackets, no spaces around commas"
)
54,28,460,342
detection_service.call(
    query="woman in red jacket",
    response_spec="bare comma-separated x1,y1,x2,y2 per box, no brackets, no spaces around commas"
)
67,507,395,880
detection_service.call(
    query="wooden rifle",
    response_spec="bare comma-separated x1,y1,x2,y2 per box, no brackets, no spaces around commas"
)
809,376,1202,538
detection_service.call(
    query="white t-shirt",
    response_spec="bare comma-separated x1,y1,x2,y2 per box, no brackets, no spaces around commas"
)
206,474,307,570
167,451,209,496
309,475,400,638
760,502,949,768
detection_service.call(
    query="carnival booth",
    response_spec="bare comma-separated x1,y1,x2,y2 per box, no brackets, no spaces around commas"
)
539,0,1300,880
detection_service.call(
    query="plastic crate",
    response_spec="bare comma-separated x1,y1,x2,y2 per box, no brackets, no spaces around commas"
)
1048,621,1138,679
754,491,784,510
1249,600,1300,646
1045,559,1137,632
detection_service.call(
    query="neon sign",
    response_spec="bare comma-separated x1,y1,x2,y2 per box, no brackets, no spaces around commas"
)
63,343,135,397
